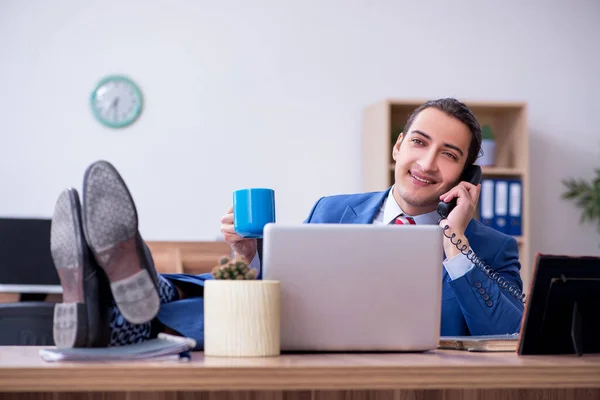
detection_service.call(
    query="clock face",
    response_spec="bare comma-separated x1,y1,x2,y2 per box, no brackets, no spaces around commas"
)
90,75,143,128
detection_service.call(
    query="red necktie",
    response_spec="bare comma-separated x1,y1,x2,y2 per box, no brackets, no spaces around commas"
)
394,215,416,225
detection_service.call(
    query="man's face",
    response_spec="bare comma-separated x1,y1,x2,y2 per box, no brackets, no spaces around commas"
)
392,107,471,215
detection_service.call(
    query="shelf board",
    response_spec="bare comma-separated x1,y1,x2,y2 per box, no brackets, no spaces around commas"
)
386,98,526,112
481,167,524,176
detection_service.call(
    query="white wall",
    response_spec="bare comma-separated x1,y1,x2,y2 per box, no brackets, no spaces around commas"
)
1,0,599,265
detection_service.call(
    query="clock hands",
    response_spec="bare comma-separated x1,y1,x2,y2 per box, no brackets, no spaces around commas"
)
110,97,120,121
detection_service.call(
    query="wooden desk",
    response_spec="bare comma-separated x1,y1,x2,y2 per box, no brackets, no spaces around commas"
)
1,347,600,400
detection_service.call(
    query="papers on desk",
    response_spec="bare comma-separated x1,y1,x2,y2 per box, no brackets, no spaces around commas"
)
438,334,519,352
39,333,196,362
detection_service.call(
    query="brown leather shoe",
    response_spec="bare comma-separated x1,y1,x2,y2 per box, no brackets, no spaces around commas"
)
81,160,160,325
51,188,111,348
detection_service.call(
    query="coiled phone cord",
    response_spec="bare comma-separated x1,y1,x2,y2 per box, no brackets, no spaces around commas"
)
440,223,527,304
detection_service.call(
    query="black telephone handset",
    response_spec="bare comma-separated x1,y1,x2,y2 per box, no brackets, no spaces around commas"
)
436,165,483,219
436,164,526,304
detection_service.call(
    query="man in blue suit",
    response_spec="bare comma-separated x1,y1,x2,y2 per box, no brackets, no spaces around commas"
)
221,98,525,337
50,98,523,349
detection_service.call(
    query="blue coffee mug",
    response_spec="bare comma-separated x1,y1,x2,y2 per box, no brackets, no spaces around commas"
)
233,188,276,238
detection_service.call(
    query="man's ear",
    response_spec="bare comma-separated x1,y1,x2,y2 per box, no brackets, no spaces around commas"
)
392,132,404,161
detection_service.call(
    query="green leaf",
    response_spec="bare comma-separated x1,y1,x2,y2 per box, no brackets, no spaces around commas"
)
561,170,600,229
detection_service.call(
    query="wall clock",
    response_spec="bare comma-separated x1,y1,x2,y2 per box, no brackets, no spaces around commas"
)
90,75,143,128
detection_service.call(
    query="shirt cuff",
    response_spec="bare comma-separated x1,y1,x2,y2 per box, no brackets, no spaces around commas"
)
248,250,261,276
443,253,475,280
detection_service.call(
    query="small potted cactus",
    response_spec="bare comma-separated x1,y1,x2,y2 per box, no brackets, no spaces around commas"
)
203,256,280,357
210,256,258,280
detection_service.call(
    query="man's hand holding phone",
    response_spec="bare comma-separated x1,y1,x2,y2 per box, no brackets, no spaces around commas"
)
438,181,482,258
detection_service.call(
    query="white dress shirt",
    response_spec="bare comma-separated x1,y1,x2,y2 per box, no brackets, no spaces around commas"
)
248,188,475,280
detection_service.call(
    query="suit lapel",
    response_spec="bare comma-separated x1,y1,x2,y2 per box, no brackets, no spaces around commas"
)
339,189,390,224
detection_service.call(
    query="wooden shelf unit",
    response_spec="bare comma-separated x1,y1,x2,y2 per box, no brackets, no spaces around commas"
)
362,99,531,291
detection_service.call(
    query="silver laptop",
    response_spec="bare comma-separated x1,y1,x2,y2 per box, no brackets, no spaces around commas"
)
262,223,443,352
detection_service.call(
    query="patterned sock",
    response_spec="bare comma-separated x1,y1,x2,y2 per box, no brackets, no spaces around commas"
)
108,275,179,347
158,275,179,303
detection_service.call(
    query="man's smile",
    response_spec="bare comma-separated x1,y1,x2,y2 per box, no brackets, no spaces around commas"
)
408,170,437,185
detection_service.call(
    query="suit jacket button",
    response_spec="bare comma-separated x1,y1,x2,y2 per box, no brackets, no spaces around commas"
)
486,300,493,307
483,294,490,301
474,281,482,288
478,288,485,294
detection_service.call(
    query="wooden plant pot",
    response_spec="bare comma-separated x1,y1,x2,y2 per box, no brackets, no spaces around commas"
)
204,280,280,357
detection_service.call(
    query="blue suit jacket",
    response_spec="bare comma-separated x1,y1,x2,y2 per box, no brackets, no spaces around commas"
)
159,188,524,348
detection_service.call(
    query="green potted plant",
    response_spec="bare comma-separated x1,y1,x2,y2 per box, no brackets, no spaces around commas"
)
561,168,600,241
203,256,280,357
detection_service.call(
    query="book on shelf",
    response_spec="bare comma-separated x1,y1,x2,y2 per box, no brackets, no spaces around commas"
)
479,178,522,237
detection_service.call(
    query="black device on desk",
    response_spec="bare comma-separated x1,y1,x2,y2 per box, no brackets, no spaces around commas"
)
437,164,527,304
0,217,58,345
0,217,60,296
518,254,600,356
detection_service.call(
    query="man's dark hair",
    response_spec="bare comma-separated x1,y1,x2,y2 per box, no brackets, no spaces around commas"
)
402,98,482,166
